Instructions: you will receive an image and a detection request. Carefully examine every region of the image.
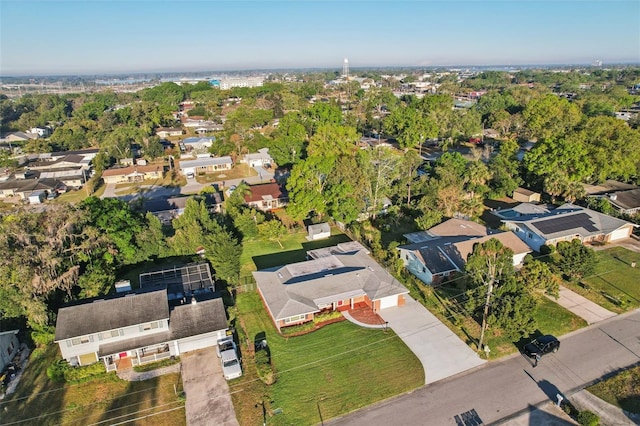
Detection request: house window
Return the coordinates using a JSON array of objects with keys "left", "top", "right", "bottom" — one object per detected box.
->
[
  {"left": 337, "top": 300, "right": 344, "bottom": 307},
  {"left": 284, "top": 314, "right": 306, "bottom": 324},
  {"left": 422, "top": 267, "right": 426, "bottom": 273},
  {"left": 99, "top": 330, "right": 122, "bottom": 340},
  {"left": 71, "top": 336, "right": 93, "bottom": 346},
  {"left": 527, "top": 232, "right": 533, "bottom": 239},
  {"left": 139, "top": 322, "right": 159, "bottom": 332}
]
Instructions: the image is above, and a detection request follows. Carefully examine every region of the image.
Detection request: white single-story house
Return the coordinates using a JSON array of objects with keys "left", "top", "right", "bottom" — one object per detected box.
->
[
  {"left": 398, "top": 218, "right": 532, "bottom": 285},
  {"left": 244, "top": 148, "right": 273, "bottom": 168},
  {"left": 500, "top": 203, "right": 636, "bottom": 252},
  {"left": 179, "top": 156, "right": 233, "bottom": 177},
  {"left": 155, "top": 127, "right": 184, "bottom": 138},
  {"left": 54, "top": 288, "right": 227, "bottom": 371},
  {"left": 28, "top": 190, "right": 46, "bottom": 204},
  {"left": 181, "top": 137, "right": 215, "bottom": 151},
  {"left": 253, "top": 242, "right": 408, "bottom": 331},
  {"left": 102, "top": 164, "right": 164, "bottom": 184},
  {"left": 0, "top": 330, "right": 20, "bottom": 371}
]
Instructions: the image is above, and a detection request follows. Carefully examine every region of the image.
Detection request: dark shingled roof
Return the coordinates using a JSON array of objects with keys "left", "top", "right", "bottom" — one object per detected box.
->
[
  {"left": 170, "top": 298, "right": 227, "bottom": 340},
  {"left": 54, "top": 290, "right": 170, "bottom": 341}
]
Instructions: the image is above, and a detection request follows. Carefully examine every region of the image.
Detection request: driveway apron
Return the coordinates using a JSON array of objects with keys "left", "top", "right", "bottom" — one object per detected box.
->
[
  {"left": 181, "top": 348, "right": 239, "bottom": 426},
  {"left": 550, "top": 286, "right": 617, "bottom": 325},
  {"left": 379, "top": 295, "right": 485, "bottom": 385}
]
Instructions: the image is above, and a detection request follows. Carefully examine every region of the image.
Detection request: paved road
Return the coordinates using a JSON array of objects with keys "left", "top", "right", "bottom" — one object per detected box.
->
[
  {"left": 329, "top": 309, "right": 640, "bottom": 426},
  {"left": 101, "top": 166, "right": 276, "bottom": 202}
]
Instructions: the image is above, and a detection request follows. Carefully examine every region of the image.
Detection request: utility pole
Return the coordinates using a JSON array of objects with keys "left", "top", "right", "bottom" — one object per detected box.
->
[{"left": 478, "top": 275, "right": 495, "bottom": 351}]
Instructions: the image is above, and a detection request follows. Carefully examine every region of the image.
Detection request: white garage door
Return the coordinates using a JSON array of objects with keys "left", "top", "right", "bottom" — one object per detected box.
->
[
  {"left": 609, "top": 227, "right": 631, "bottom": 241},
  {"left": 378, "top": 295, "right": 399, "bottom": 310},
  {"left": 177, "top": 332, "right": 223, "bottom": 354}
]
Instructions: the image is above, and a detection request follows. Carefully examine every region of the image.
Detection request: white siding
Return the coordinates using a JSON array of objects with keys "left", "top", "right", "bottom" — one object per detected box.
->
[
  {"left": 512, "top": 252, "right": 528, "bottom": 267},
  {"left": 58, "top": 319, "right": 170, "bottom": 362},
  {"left": 176, "top": 330, "right": 226, "bottom": 354}
]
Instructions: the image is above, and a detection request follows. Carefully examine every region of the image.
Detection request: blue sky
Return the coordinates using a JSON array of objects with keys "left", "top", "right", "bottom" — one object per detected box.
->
[{"left": 1, "top": 0, "right": 639, "bottom": 75}]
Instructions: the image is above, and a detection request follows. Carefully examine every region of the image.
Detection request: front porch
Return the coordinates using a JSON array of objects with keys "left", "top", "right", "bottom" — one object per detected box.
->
[
  {"left": 103, "top": 344, "right": 171, "bottom": 371},
  {"left": 341, "top": 303, "right": 387, "bottom": 328}
]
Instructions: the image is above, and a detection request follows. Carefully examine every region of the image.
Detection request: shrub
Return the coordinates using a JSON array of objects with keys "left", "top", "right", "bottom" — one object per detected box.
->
[
  {"left": 313, "top": 310, "right": 343, "bottom": 325},
  {"left": 63, "top": 361, "right": 107, "bottom": 383},
  {"left": 46, "top": 360, "right": 69, "bottom": 383},
  {"left": 577, "top": 410, "right": 600, "bottom": 426},
  {"left": 255, "top": 348, "right": 276, "bottom": 385},
  {"left": 133, "top": 356, "right": 180, "bottom": 373},
  {"left": 48, "top": 360, "right": 108, "bottom": 384}
]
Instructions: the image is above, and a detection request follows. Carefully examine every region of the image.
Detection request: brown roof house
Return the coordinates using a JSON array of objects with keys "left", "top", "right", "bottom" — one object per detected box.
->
[
  {"left": 253, "top": 242, "right": 408, "bottom": 331},
  {"left": 54, "top": 287, "right": 227, "bottom": 371},
  {"left": 102, "top": 164, "right": 164, "bottom": 184},
  {"left": 244, "top": 182, "right": 288, "bottom": 212},
  {"left": 398, "top": 218, "right": 532, "bottom": 285}
]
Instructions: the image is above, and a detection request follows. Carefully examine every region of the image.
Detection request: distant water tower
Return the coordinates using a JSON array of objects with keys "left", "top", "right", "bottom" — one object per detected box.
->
[{"left": 342, "top": 58, "right": 349, "bottom": 79}]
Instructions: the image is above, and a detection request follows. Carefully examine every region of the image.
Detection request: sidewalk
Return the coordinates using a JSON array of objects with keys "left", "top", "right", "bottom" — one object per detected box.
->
[
  {"left": 116, "top": 362, "right": 181, "bottom": 381},
  {"left": 548, "top": 286, "right": 617, "bottom": 325},
  {"left": 570, "top": 389, "right": 640, "bottom": 426}
]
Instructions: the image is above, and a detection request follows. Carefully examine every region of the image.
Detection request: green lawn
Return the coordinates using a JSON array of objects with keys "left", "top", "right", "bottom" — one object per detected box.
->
[
  {"left": 587, "top": 365, "right": 640, "bottom": 414},
  {"left": 2, "top": 345, "right": 185, "bottom": 426},
  {"left": 231, "top": 292, "right": 424, "bottom": 425},
  {"left": 563, "top": 247, "right": 640, "bottom": 313},
  {"left": 239, "top": 230, "right": 351, "bottom": 278},
  {"left": 413, "top": 279, "right": 587, "bottom": 358}
]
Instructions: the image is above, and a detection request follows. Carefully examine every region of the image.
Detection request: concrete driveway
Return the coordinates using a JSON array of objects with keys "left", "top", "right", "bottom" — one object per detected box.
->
[
  {"left": 550, "top": 286, "right": 616, "bottom": 325},
  {"left": 181, "top": 347, "right": 239, "bottom": 426},
  {"left": 379, "top": 295, "right": 485, "bottom": 385}
]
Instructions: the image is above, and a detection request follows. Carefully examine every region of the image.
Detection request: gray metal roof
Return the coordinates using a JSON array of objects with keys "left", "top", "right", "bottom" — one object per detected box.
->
[
  {"left": 253, "top": 249, "right": 408, "bottom": 320},
  {"left": 54, "top": 290, "right": 170, "bottom": 341}
]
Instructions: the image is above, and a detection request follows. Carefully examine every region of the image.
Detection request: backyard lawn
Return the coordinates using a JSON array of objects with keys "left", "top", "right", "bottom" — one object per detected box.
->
[
  {"left": 231, "top": 292, "right": 424, "bottom": 426},
  {"left": 239, "top": 229, "right": 351, "bottom": 278},
  {"left": 2, "top": 344, "right": 185, "bottom": 426},
  {"left": 562, "top": 247, "right": 640, "bottom": 313}
]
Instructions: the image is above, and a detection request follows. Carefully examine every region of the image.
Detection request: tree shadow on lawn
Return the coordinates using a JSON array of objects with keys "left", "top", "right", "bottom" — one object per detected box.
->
[
  {"left": 97, "top": 375, "right": 184, "bottom": 426},
  {"left": 1, "top": 347, "right": 66, "bottom": 426},
  {"left": 252, "top": 234, "right": 352, "bottom": 270}
]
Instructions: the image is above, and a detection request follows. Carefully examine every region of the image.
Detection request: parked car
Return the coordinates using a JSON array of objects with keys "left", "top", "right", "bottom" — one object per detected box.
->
[
  {"left": 524, "top": 335, "right": 560, "bottom": 358},
  {"left": 216, "top": 336, "right": 235, "bottom": 358},
  {"left": 220, "top": 348, "right": 242, "bottom": 380}
]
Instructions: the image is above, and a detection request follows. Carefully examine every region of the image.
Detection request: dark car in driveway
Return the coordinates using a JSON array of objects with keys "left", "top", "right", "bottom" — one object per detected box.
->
[{"left": 524, "top": 335, "right": 560, "bottom": 358}]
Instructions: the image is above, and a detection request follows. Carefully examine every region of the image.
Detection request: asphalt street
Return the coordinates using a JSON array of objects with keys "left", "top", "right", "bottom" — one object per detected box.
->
[{"left": 329, "top": 309, "right": 640, "bottom": 426}]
